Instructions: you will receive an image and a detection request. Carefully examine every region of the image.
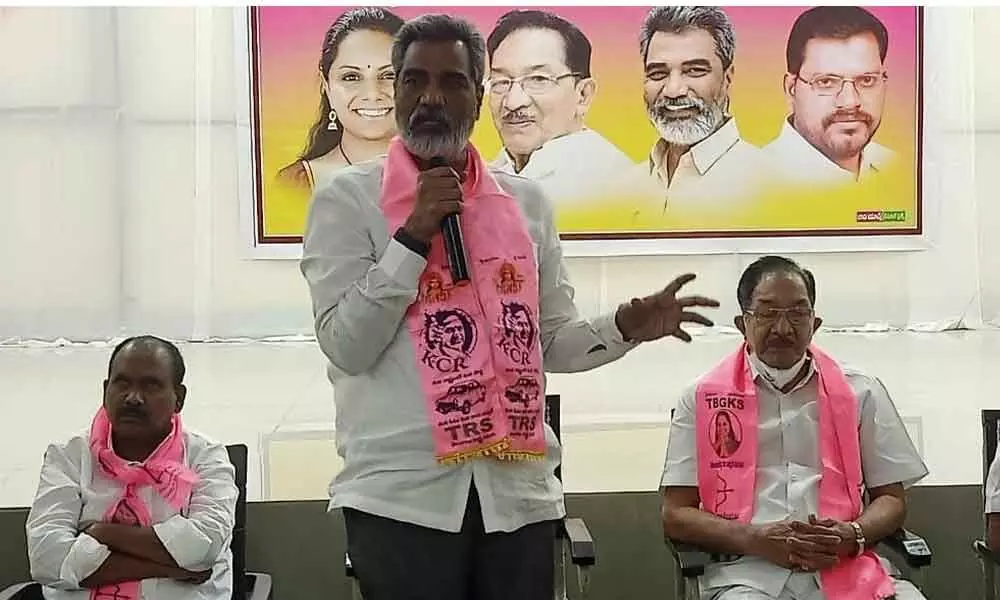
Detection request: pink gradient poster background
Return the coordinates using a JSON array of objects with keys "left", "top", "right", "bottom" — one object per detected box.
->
[{"left": 248, "top": 6, "right": 921, "bottom": 243}]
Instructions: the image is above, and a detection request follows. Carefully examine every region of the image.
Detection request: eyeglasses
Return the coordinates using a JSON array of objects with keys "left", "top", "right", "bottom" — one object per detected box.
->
[
  {"left": 487, "top": 73, "right": 579, "bottom": 96},
  {"left": 744, "top": 307, "right": 813, "bottom": 326},
  {"left": 796, "top": 72, "right": 887, "bottom": 96}
]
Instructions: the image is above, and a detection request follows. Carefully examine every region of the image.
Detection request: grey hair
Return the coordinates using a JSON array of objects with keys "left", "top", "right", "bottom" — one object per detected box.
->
[
  {"left": 392, "top": 13, "right": 487, "bottom": 88},
  {"left": 639, "top": 6, "right": 736, "bottom": 70}
]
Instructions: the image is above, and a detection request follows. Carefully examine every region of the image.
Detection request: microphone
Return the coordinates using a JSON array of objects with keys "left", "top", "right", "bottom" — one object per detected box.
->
[{"left": 429, "top": 156, "right": 470, "bottom": 284}]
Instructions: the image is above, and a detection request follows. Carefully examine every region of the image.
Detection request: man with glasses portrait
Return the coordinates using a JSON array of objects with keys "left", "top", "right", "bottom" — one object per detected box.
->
[
  {"left": 660, "top": 255, "right": 927, "bottom": 600},
  {"left": 763, "top": 6, "right": 896, "bottom": 186},
  {"left": 485, "top": 10, "right": 633, "bottom": 210}
]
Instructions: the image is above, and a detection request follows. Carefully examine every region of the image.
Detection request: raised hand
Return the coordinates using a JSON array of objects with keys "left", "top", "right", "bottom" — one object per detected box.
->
[{"left": 615, "top": 273, "right": 720, "bottom": 343}]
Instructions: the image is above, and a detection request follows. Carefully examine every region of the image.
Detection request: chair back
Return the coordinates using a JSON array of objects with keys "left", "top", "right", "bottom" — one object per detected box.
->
[
  {"left": 226, "top": 444, "right": 248, "bottom": 600},
  {"left": 544, "top": 394, "right": 561, "bottom": 482},
  {"left": 7, "top": 585, "right": 43, "bottom": 600}
]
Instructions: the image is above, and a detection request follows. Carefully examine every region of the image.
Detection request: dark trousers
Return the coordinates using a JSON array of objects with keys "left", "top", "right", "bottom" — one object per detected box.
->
[{"left": 343, "top": 485, "right": 557, "bottom": 600}]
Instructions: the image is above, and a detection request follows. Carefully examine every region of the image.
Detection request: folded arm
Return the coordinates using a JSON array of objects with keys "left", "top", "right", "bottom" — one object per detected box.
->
[
  {"left": 301, "top": 177, "right": 426, "bottom": 376},
  {"left": 85, "top": 523, "right": 180, "bottom": 567},
  {"left": 27, "top": 443, "right": 111, "bottom": 590},
  {"left": 154, "top": 442, "right": 237, "bottom": 570},
  {"left": 79, "top": 552, "right": 195, "bottom": 589},
  {"left": 86, "top": 442, "right": 236, "bottom": 572}
]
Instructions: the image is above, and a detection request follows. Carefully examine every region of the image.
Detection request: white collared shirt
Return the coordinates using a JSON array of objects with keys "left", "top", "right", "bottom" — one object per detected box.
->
[
  {"left": 301, "top": 158, "right": 636, "bottom": 534},
  {"left": 986, "top": 447, "right": 1000, "bottom": 514},
  {"left": 762, "top": 119, "right": 897, "bottom": 187},
  {"left": 26, "top": 430, "right": 238, "bottom": 600},
  {"left": 490, "top": 128, "right": 634, "bottom": 209},
  {"left": 661, "top": 353, "right": 928, "bottom": 597},
  {"left": 630, "top": 118, "right": 769, "bottom": 217}
]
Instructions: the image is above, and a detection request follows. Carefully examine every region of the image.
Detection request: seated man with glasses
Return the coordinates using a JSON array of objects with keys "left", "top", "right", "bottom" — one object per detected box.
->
[
  {"left": 485, "top": 10, "right": 633, "bottom": 210},
  {"left": 762, "top": 6, "right": 897, "bottom": 186},
  {"left": 661, "top": 256, "right": 928, "bottom": 600}
]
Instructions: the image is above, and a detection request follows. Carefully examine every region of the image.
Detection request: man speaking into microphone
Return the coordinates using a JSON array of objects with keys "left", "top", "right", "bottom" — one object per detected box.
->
[{"left": 300, "top": 13, "right": 720, "bottom": 600}]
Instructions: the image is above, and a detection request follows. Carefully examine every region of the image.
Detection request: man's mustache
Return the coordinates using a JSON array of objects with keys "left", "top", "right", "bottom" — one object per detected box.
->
[
  {"left": 117, "top": 406, "right": 147, "bottom": 420},
  {"left": 409, "top": 106, "right": 453, "bottom": 129},
  {"left": 824, "top": 109, "right": 873, "bottom": 128},
  {"left": 501, "top": 110, "right": 533, "bottom": 124},
  {"left": 652, "top": 96, "right": 708, "bottom": 120}
]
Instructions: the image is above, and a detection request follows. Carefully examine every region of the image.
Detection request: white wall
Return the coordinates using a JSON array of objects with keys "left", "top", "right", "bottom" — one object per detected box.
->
[
  {"left": 1, "top": 6, "right": 998, "bottom": 342},
  {"left": 2, "top": 7, "right": 1000, "bottom": 506}
]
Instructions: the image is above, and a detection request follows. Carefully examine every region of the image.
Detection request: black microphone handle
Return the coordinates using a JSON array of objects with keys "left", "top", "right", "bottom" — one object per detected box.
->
[
  {"left": 442, "top": 213, "right": 470, "bottom": 283},
  {"left": 428, "top": 157, "right": 470, "bottom": 284}
]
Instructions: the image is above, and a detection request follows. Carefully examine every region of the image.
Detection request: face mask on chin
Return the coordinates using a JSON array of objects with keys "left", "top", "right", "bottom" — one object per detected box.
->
[{"left": 748, "top": 351, "right": 809, "bottom": 390}]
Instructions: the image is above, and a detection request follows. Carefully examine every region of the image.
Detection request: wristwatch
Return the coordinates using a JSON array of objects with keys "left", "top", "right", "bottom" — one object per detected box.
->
[{"left": 849, "top": 521, "right": 866, "bottom": 557}]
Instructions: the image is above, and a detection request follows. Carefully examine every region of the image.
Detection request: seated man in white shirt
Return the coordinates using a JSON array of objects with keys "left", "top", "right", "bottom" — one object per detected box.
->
[
  {"left": 26, "top": 335, "right": 238, "bottom": 600},
  {"left": 661, "top": 256, "right": 929, "bottom": 599}
]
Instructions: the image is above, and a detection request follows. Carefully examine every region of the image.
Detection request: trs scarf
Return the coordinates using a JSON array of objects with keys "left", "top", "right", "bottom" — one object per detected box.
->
[{"left": 380, "top": 137, "right": 546, "bottom": 464}]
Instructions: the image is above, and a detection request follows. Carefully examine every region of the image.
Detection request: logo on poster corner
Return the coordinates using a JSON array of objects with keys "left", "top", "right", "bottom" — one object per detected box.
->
[{"left": 856, "top": 210, "right": 906, "bottom": 223}]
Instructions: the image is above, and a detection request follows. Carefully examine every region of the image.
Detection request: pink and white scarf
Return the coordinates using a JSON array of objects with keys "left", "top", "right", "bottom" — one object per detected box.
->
[
  {"left": 88, "top": 407, "right": 200, "bottom": 599},
  {"left": 380, "top": 137, "right": 546, "bottom": 464}
]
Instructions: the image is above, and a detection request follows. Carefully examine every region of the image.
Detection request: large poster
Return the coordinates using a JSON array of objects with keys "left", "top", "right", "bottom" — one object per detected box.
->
[{"left": 243, "top": 6, "right": 923, "bottom": 257}]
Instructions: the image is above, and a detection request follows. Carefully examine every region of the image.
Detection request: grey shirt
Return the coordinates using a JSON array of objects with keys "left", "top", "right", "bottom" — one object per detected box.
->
[
  {"left": 661, "top": 355, "right": 929, "bottom": 597},
  {"left": 301, "top": 157, "right": 635, "bottom": 533}
]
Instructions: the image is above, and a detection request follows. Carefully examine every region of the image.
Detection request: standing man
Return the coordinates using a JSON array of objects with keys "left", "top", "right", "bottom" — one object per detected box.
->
[
  {"left": 300, "top": 13, "right": 719, "bottom": 600},
  {"left": 486, "top": 9, "right": 632, "bottom": 210},
  {"left": 636, "top": 6, "right": 766, "bottom": 215},
  {"left": 763, "top": 6, "right": 896, "bottom": 186}
]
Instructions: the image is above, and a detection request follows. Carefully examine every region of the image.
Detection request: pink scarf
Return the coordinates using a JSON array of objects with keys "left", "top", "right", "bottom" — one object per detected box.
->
[
  {"left": 380, "top": 137, "right": 546, "bottom": 464},
  {"left": 89, "top": 407, "right": 200, "bottom": 599},
  {"left": 694, "top": 343, "right": 895, "bottom": 599}
]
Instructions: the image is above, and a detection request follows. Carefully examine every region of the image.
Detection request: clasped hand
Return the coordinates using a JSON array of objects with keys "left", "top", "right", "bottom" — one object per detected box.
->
[
  {"left": 753, "top": 515, "right": 858, "bottom": 573},
  {"left": 615, "top": 273, "right": 720, "bottom": 343}
]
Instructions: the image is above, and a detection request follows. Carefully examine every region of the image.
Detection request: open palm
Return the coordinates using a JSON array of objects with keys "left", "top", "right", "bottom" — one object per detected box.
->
[{"left": 618, "top": 273, "right": 720, "bottom": 343}]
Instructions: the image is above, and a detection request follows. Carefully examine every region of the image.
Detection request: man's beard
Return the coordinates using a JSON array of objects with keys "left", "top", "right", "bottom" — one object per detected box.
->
[
  {"left": 398, "top": 106, "right": 473, "bottom": 161},
  {"left": 816, "top": 109, "right": 878, "bottom": 160},
  {"left": 647, "top": 94, "right": 727, "bottom": 146}
]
